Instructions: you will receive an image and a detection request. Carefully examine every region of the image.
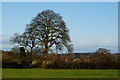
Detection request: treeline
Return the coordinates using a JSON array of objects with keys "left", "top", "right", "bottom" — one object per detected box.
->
[{"left": 2, "top": 49, "right": 120, "bottom": 69}]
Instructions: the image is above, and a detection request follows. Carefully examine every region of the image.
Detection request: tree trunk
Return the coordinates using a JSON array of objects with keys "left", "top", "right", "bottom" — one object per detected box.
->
[
  {"left": 30, "top": 47, "right": 33, "bottom": 54},
  {"left": 44, "top": 46, "right": 49, "bottom": 55},
  {"left": 44, "top": 43, "right": 50, "bottom": 55}
]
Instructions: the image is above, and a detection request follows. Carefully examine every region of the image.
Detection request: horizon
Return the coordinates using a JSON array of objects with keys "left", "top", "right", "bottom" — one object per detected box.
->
[{"left": 1, "top": 2, "right": 118, "bottom": 53}]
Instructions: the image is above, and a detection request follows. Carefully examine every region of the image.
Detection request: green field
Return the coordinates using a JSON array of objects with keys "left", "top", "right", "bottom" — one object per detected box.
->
[{"left": 2, "top": 69, "right": 119, "bottom": 78}]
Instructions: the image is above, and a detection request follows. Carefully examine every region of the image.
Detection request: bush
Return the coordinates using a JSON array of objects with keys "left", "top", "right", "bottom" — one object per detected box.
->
[{"left": 2, "top": 50, "right": 119, "bottom": 69}]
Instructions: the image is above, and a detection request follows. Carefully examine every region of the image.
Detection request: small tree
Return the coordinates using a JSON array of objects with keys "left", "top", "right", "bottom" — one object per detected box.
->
[
  {"left": 20, "top": 47, "right": 26, "bottom": 56},
  {"left": 10, "top": 31, "right": 39, "bottom": 54}
]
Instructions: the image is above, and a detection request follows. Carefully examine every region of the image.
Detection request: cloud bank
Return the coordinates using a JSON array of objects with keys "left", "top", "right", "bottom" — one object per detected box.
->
[{"left": 0, "top": 35, "right": 118, "bottom": 53}]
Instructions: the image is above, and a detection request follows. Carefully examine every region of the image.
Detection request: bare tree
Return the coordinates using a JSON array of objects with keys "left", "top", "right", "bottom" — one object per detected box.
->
[
  {"left": 10, "top": 30, "right": 39, "bottom": 53},
  {"left": 10, "top": 10, "right": 73, "bottom": 55},
  {"left": 10, "top": 33, "right": 29, "bottom": 50}
]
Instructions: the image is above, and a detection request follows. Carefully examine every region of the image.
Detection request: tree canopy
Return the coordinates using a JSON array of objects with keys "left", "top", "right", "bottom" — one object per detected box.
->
[{"left": 10, "top": 10, "right": 73, "bottom": 55}]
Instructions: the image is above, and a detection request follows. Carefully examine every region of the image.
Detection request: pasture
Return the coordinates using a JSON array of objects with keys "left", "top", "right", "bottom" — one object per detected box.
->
[{"left": 2, "top": 69, "right": 119, "bottom": 78}]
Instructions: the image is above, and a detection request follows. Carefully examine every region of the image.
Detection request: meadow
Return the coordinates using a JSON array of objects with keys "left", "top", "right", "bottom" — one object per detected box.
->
[{"left": 2, "top": 69, "right": 119, "bottom": 78}]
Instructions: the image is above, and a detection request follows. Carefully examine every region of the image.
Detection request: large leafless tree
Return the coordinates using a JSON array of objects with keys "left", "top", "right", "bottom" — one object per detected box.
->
[{"left": 10, "top": 10, "right": 73, "bottom": 55}]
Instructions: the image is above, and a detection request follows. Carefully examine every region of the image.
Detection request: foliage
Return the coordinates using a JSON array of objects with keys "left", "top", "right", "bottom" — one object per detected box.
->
[
  {"left": 2, "top": 49, "right": 120, "bottom": 69},
  {"left": 2, "top": 47, "right": 120, "bottom": 69}
]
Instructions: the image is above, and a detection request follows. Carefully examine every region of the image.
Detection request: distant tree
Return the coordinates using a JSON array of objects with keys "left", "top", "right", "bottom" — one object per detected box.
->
[
  {"left": 96, "top": 48, "right": 111, "bottom": 54},
  {"left": 10, "top": 10, "right": 73, "bottom": 55}
]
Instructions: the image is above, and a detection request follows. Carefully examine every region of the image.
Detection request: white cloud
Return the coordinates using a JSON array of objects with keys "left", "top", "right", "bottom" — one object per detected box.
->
[
  {"left": 71, "top": 36, "right": 118, "bottom": 53},
  {"left": 0, "top": 35, "right": 14, "bottom": 51},
  {"left": 98, "top": 38, "right": 115, "bottom": 46},
  {"left": 0, "top": 34, "right": 118, "bottom": 52},
  {"left": 72, "top": 37, "right": 118, "bottom": 47},
  {"left": 1, "top": 44, "right": 12, "bottom": 50}
]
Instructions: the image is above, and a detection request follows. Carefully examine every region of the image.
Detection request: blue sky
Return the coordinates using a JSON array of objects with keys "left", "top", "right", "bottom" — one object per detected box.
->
[{"left": 1, "top": 2, "right": 118, "bottom": 53}]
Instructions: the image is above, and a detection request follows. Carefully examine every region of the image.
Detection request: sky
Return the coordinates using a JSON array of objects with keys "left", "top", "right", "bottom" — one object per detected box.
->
[
  {"left": 1, "top": 2, "right": 118, "bottom": 53},
  {"left": 1, "top": 0, "right": 119, "bottom": 2}
]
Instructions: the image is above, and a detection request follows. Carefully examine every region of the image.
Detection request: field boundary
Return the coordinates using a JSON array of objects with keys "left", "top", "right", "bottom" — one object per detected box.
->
[{"left": 1, "top": 78, "right": 120, "bottom": 80}]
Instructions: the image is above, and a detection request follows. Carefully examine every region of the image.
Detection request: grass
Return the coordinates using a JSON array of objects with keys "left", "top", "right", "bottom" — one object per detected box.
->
[{"left": 2, "top": 69, "right": 119, "bottom": 78}]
